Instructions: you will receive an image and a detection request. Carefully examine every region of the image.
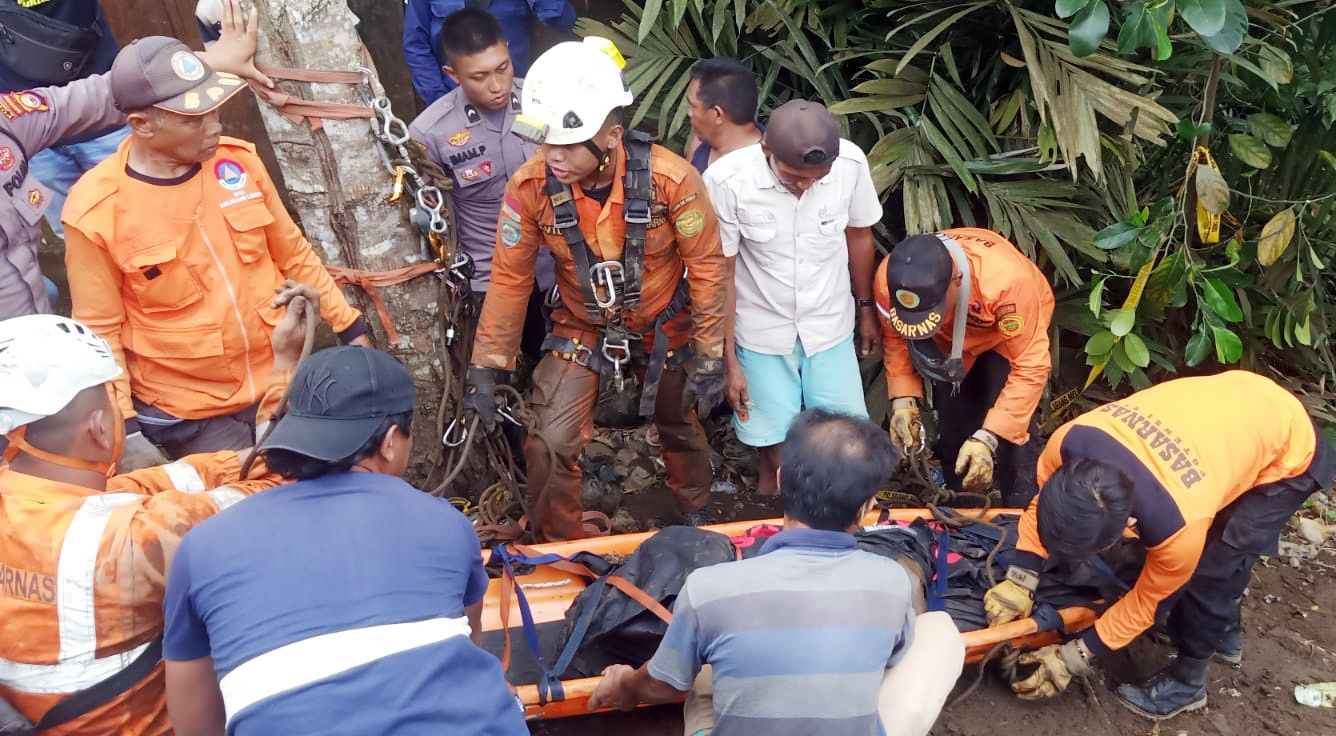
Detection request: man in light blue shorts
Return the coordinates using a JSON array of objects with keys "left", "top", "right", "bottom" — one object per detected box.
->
[{"left": 703, "top": 99, "right": 883, "bottom": 493}]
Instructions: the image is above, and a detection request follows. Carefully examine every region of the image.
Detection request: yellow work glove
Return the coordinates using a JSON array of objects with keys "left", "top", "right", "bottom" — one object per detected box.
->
[
  {"left": 984, "top": 566, "right": 1039, "bottom": 626},
  {"left": 955, "top": 430, "right": 997, "bottom": 492},
  {"left": 889, "top": 397, "right": 923, "bottom": 452},
  {"left": 1011, "top": 640, "right": 1092, "bottom": 700}
]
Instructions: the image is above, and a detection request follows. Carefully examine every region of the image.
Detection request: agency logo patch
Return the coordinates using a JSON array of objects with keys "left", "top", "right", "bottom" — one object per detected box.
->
[
  {"left": 895, "top": 289, "right": 921, "bottom": 309},
  {"left": 447, "top": 131, "right": 471, "bottom": 147},
  {"left": 171, "top": 51, "right": 207, "bottom": 82},
  {"left": 674, "top": 209, "right": 703, "bottom": 238},
  {"left": 998, "top": 314, "right": 1025, "bottom": 336},
  {"left": 214, "top": 159, "right": 247, "bottom": 191},
  {"left": 0, "top": 147, "right": 13, "bottom": 172}
]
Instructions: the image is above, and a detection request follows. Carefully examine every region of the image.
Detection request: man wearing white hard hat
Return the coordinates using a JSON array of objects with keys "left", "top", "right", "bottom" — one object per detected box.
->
[
  {"left": 0, "top": 284, "right": 313, "bottom": 734},
  {"left": 464, "top": 37, "right": 729, "bottom": 541}
]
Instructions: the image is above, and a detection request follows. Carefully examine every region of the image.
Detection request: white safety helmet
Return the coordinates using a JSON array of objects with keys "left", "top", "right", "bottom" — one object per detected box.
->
[
  {"left": 0, "top": 315, "right": 122, "bottom": 434},
  {"left": 516, "top": 36, "right": 634, "bottom": 146}
]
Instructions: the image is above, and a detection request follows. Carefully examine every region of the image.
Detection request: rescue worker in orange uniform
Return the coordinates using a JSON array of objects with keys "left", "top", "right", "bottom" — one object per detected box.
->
[
  {"left": 62, "top": 35, "right": 370, "bottom": 467},
  {"left": 0, "top": 283, "right": 316, "bottom": 734},
  {"left": 875, "top": 228, "right": 1054, "bottom": 506},
  {"left": 983, "top": 371, "right": 1334, "bottom": 719},
  {"left": 465, "top": 38, "right": 728, "bottom": 541}
]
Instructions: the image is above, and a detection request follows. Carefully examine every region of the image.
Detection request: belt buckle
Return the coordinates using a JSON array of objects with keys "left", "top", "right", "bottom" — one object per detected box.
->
[
  {"left": 570, "top": 342, "right": 594, "bottom": 367},
  {"left": 590, "top": 261, "right": 624, "bottom": 309}
]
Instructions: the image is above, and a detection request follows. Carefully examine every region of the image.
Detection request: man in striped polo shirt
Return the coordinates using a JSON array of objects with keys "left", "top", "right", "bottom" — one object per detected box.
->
[{"left": 588, "top": 409, "right": 965, "bottom": 735}]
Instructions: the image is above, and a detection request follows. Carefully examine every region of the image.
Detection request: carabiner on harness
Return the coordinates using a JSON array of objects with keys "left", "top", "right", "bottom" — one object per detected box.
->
[
  {"left": 443, "top": 418, "right": 469, "bottom": 447},
  {"left": 601, "top": 336, "right": 632, "bottom": 391},
  {"left": 590, "top": 261, "right": 624, "bottom": 310}
]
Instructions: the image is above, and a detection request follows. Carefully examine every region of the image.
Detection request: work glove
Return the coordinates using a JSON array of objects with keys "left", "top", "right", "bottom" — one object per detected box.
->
[
  {"left": 889, "top": 397, "right": 923, "bottom": 452},
  {"left": 1011, "top": 640, "right": 1092, "bottom": 700},
  {"left": 955, "top": 430, "right": 997, "bottom": 492},
  {"left": 119, "top": 431, "right": 170, "bottom": 472},
  {"left": 984, "top": 566, "right": 1040, "bottom": 626},
  {"left": 463, "top": 366, "right": 502, "bottom": 432},
  {"left": 682, "top": 356, "right": 727, "bottom": 417}
]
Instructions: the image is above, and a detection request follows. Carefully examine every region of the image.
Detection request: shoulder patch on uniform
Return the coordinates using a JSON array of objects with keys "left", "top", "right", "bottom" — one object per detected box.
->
[
  {"left": 500, "top": 219, "right": 522, "bottom": 247},
  {"left": 501, "top": 193, "right": 522, "bottom": 221},
  {"left": 996, "top": 303, "right": 1017, "bottom": 317},
  {"left": 669, "top": 192, "right": 698, "bottom": 213},
  {"left": 0, "top": 147, "right": 14, "bottom": 171},
  {"left": 0, "top": 90, "right": 48, "bottom": 120},
  {"left": 998, "top": 314, "right": 1025, "bottom": 336},
  {"left": 674, "top": 209, "right": 704, "bottom": 238}
]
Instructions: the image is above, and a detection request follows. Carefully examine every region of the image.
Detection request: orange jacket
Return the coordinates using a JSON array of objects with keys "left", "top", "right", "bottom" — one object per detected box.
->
[
  {"left": 1015, "top": 371, "right": 1318, "bottom": 654},
  {"left": 62, "top": 137, "right": 363, "bottom": 421},
  {"left": 875, "top": 228, "right": 1054, "bottom": 443},
  {"left": 0, "top": 371, "right": 288, "bottom": 734},
  {"left": 472, "top": 143, "right": 726, "bottom": 371}
]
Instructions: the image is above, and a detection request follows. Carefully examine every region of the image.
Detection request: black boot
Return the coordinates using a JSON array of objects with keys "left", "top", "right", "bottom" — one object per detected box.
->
[
  {"left": 1215, "top": 622, "right": 1243, "bottom": 665},
  {"left": 1116, "top": 655, "right": 1210, "bottom": 720}
]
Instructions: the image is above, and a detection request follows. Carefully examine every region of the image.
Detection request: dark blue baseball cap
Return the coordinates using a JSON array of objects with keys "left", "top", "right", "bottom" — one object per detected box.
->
[{"left": 259, "top": 346, "right": 416, "bottom": 461}]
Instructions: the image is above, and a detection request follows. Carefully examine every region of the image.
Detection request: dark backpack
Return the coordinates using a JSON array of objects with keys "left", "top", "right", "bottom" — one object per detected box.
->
[{"left": 553, "top": 526, "right": 735, "bottom": 678}]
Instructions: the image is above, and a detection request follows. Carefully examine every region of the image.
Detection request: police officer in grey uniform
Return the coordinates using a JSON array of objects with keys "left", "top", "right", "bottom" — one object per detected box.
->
[
  {"left": 0, "top": 75, "right": 122, "bottom": 319},
  {"left": 408, "top": 7, "right": 554, "bottom": 359},
  {"left": 0, "top": 0, "right": 264, "bottom": 321}
]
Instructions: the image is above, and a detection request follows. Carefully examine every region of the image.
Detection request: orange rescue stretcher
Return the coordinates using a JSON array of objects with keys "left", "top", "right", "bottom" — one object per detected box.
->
[{"left": 481, "top": 508, "right": 1098, "bottom": 721}]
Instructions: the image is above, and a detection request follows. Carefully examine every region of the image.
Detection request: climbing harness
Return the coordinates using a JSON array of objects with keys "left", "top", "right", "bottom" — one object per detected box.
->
[{"left": 905, "top": 233, "right": 973, "bottom": 388}]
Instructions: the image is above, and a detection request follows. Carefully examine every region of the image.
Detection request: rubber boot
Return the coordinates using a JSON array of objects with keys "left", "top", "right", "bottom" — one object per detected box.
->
[
  {"left": 1215, "top": 622, "right": 1243, "bottom": 665},
  {"left": 1116, "top": 655, "right": 1210, "bottom": 720}
]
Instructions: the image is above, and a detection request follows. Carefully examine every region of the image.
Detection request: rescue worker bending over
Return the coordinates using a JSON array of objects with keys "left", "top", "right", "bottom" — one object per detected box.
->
[
  {"left": 465, "top": 37, "right": 728, "bottom": 541},
  {"left": 62, "top": 34, "right": 369, "bottom": 468},
  {"left": 875, "top": 228, "right": 1053, "bottom": 506},
  {"left": 984, "top": 371, "right": 1334, "bottom": 719},
  {"left": 0, "top": 283, "right": 314, "bottom": 734}
]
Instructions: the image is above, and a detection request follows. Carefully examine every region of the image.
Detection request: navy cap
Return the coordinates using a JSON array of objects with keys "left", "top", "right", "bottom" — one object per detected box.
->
[
  {"left": 260, "top": 347, "right": 416, "bottom": 461},
  {"left": 884, "top": 234, "right": 954, "bottom": 340},
  {"left": 764, "top": 99, "right": 839, "bottom": 168}
]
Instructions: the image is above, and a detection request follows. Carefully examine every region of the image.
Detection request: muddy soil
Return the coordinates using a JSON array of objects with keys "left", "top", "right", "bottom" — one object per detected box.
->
[{"left": 533, "top": 543, "right": 1336, "bottom": 736}]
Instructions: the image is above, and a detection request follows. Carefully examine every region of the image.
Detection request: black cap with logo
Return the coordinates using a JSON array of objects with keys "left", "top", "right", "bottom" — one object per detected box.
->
[
  {"left": 109, "top": 36, "right": 246, "bottom": 115},
  {"left": 884, "top": 234, "right": 954, "bottom": 340},
  {"left": 259, "top": 347, "right": 417, "bottom": 461}
]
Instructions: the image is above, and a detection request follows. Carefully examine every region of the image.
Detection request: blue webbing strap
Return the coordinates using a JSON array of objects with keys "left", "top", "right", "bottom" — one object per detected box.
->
[
  {"left": 494, "top": 546, "right": 564, "bottom": 703},
  {"left": 927, "top": 528, "right": 950, "bottom": 612}
]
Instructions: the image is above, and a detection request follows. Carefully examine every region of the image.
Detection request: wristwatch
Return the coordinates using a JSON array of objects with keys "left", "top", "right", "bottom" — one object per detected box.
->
[{"left": 856, "top": 298, "right": 875, "bottom": 309}]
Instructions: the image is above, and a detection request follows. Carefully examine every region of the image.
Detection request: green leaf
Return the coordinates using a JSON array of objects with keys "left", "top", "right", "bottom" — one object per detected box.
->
[
  {"left": 1176, "top": 120, "right": 1212, "bottom": 139},
  {"left": 851, "top": 78, "right": 928, "bottom": 97},
  {"left": 1109, "top": 307, "right": 1136, "bottom": 337},
  {"left": 895, "top": 2, "right": 991, "bottom": 76},
  {"left": 1185, "top": 330, "right": 1212, "bottom": 366},
  {"left": 1086, "top": 330, "right": 1117, "bottom": 355},
  {"left": 1247, "top": 113, "right": 1292, "bottom": 148},
  {"left": 1201, "top": 277, "right": 1243, "bottom": 321},
  {"left": 1258, "top": 45, "right": 1294, "bottom": 85},
  {"left": 1200, "top": 0, "right": 1247, "bottom": 55},
  {"left": 1056, "top": 0, "right": 1090, "bottom": 19},
  {"left": 1089, "top": 276, "right": 1107, "bottom": 318},
  {"left": 639, "top": 0, "right": 665, "bottom": 43},
  {"left": 1295, "top": 314, "right": 1313, "bottom": 346},
  {"left": 1093, "top": 221, "right": 1142, "bottom": 250},
  {"left": 1178, "top": 0, "right": 1227, "bottom": 37},
  {"left": 1111, "top": 341, "right": 1137, "bottom": 372},
  {"left": 1123, "top": 332, "right": 1151, "bottom": 367},
  {"left": 1257, "top": 207, "right": 1297, "bottom": 267},
  {"left": 1211, "top": 325, "right": 1243, "bottom": 363},
  {"left": 1152, "top": 14, "right": 1173, "bottom": 61},
  {"left": 1068, "top": 0, "right": 1110, "bottom": 56},
  {"left": 1117, "top": 2, "right": 1158, "bottom": 55},
  {"left": 1229, "top": 134, "right": 1273, "bottom": 169}
]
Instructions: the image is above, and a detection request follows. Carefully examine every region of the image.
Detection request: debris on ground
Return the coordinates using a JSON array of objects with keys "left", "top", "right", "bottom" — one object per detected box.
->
[{"left": 1294, "top": 682, "right": 1336, "bottom": 707}]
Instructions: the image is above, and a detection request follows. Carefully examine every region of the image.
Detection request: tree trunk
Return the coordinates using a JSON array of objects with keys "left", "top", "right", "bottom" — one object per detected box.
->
[{"left": 251, "top": 0, "right": 443, "bottom": 483}]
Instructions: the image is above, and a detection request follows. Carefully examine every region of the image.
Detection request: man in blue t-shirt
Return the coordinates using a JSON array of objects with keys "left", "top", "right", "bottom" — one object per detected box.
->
[
  {"left": 588, "top": 409, "right": 966, "bottom": 736},
  {"left": 161, "top": 346, "right": 526, "bottom": 736}
]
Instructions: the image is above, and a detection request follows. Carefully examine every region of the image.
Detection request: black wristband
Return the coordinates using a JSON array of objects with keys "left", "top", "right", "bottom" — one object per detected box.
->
[{"left": 856, "top": 298, "right": 875, "bottom": 309}]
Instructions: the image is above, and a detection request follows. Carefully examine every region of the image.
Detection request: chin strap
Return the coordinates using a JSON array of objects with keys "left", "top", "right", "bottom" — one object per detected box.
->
[{"left": 4, "top": 426, "right": 118, "bottom": 477}]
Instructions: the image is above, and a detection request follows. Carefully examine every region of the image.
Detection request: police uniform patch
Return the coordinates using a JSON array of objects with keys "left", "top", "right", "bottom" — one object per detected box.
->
[
  {"left": 461, "top": 168, "right": 481, "bottom": 181},
  {"left": 998, "top": 314, "right": 1025, "bottom": 336},
  {"left": 479, "top": 160, "right": 493, "bottom": 176},
  {"left": 501, "top": 219, "right": 522, "bottom": 247},
  {"left": 464, "top": 105, "right": 481, "bottom": 124},
  {"left": 0, "top": 91, "right": 48, "bottom": 120},
  {"left": 447, "top": 131, "right": 471, "bottom": 147},
  {"left": 214, "top": 159, "right": 247, "bottom": 191},
  {"left": 0, "top": 147, "right": 13, "bottom": 172},
  {"left": 674, "top": 209, "right": 704, "bottom": 238},
  {"left": 27, "top": 188, "right": 42, "bottom": 207}
]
